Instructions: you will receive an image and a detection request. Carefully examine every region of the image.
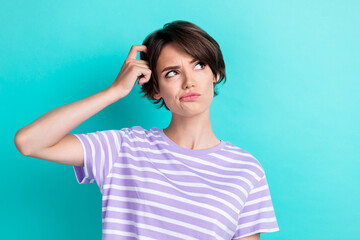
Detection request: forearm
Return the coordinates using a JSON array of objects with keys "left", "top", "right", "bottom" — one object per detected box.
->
[{"left": 15, "top": 87, "right": 123, "bottom": 155}]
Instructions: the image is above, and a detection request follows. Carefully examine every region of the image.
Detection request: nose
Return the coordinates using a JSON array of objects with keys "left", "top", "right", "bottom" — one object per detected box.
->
[{"left": 182, "top": 71, "right": 196, "bottom": 89}]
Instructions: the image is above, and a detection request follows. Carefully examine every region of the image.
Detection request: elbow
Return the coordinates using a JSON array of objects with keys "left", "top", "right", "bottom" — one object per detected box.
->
[{"left": 14, "top": 131, "right": 32, "bottom": 156}]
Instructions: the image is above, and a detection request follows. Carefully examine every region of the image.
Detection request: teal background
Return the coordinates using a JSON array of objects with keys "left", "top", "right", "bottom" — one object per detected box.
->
[{"left": 1, "top": 0, "right": 359, "bottom": 239}]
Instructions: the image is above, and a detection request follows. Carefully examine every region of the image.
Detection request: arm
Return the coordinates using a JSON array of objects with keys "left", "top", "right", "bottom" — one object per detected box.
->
[
  {"left": 14, "top": 44, "right": 150, "bottom": 166},
  {"left": 234, "top": 233, "right": 260, "bottom": 240},
  {"left": 14, "top": 87, "right": 122, "bottom": 160}
]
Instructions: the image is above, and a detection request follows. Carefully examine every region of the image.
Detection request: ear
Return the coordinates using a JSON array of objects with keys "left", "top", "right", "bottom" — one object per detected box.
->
[
  {"left": 213, "top": 72, "right": 220, "bottom": 83},
  {"left": 153, "top": 92, "right": 161, "bottom": 100}
]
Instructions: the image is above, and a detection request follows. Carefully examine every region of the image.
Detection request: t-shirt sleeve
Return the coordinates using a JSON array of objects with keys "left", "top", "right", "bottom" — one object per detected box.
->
[
  {"left": 232, "top": 174, "right": 280, "bottom": 239},
  {"left": 72, "top": 129, "right": 124, "bottom": 191}
]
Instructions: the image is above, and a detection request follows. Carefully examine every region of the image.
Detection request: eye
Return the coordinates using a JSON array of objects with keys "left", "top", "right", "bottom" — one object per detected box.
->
[
  {"left": 165, "top": 61, "right": 206, "bottom": 78},
  {"left": 165, "top": 70, "right": 177, "bottom": 78},
  {"left": 195, "top": 61, "right": 206, "bottom": 69}
]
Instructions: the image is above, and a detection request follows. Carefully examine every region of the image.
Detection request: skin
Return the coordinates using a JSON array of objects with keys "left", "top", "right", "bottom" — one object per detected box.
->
[
  {"left": 234, "top": 233, "right": 260, "bottom": 240},
  {"left": 152, "top": 41, "right": 221, "bottom": 150},
  {"left": 153, "top": 43, "right": 260, "bottom": 240}
]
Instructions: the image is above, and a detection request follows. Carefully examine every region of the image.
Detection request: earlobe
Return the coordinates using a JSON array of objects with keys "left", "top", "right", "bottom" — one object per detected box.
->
[
  {"left": 214, "top": 73, "right": 220, "bottom": 83},
  {"left": 153, "top": 93, "right": 161, "bottom": 99}
]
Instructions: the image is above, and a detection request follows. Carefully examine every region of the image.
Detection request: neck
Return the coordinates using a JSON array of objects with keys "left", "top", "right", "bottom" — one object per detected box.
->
[{"left": 163, "top": 108, "right": 220, "bottom": 150}]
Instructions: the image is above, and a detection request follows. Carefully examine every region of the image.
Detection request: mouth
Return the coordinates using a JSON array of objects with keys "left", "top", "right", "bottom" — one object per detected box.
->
[
  {"left": 180, "top": 95, "right": 201, "bottom": 101},
  {"left": 180, "top": 92, "right": 201, "bottom": 100}
]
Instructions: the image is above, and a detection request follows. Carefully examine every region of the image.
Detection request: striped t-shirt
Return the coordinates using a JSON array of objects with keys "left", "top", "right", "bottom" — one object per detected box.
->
[{"left": 73, "top": 126, "right": 279, "bottom": 239}]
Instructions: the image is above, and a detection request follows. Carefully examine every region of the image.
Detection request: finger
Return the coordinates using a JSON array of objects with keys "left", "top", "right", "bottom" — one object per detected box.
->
[
  {"left": 134, "top": 59, "right": 150, "bottom": 65},
  {"left": 137, "top": 68, "right": 151, "bottom": 85},
  {"left": 137, "top": 67, "right": 151, "bottom": 80},
  {"left": 138, "top": 77, "right": 151, "bottom": 85},
  {"left": 123, "top": 63, "right": 150, "bottom": 81},
  {"left": 127, "top": 59, "right": 150, "bottom": 66},
  {"left": 126, "top": 45, "right": 148, "bottom": 61}
]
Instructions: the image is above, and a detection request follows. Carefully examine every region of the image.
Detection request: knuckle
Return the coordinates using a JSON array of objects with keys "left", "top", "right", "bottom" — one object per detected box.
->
[{"left": 124, "top": 59, "right": 133, "bottom": 65}]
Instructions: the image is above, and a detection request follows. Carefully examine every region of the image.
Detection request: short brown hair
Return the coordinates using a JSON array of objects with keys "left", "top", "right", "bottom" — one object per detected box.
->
[{"left": 139, "top": 20, "right": 227, "bottom": 111}]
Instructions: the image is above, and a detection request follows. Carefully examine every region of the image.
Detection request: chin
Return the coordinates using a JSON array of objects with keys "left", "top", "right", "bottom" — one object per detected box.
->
[{"left": 172, "top": 104, "right": 211, "bottom": 116}]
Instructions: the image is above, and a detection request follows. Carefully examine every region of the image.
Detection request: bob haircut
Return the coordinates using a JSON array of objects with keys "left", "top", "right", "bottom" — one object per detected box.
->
[{"left": 139, "top": 20, "right": 226, "bottom": 111}]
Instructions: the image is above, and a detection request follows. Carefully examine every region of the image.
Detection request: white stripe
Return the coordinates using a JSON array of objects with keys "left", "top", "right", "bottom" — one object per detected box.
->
[
  {"left": 103, "top": 183, "right": 237, "bottom": 223},
  {"left": 102, "top": 195, "right": 235, "bottom": 236},
  {"left": 74, "top": 134, "right": 90, "bottom": 183},
  {"left": 244, "top": 196, "right": 272, "bottom": 207},
  {"left": 119, "top": 150, "right": 253, "bottom": 195},
  {"left": 122, "top": 131, "right": 262, "bottom": 181},
  {"left": 122, "top": 133, "right": 168, "bottom": 146},
  {"left": 106, "top": 173, "right": 242, "bottom": 212},
  {"left": 114, "top": 130, "right": 123, "bottom": 150},
  {"left": 132, "top": 128, "right": 164, "bottom": 139},
  {"left": 214, "top": 148, "right": 253, "bottom": 157},
  {"left": 104, "top": 218, "right": 199, "bottom": 240},
  {"left": 113, "top": 162, "right": 246, "bottom": 204},
  {"left": 118, "top": 147, "right": 255, "bottom": 191},
  {"left": 103, "top": 229, "right": 157, "bottom": 240},
  {"left": 251, "top": 184, "right": 268, "bottom": 194},
  {"left": 116, "top": 151, "right": 250, "bottom": 195},
  {"left": 233, "top": 227, "right": 280, "bottom": 239},
  {"left": 209, "top": 152, "right": 264, "bottom": 175},
  {"left": 237, "top": 217, "right": 278, "bottom": 229},
  {"left": 101, "top": 129, "right": 123, "bottom": 188},
  {"left": 102, "top": 206, "right": 221, "bottom": 239},
  {"left": 87, "top": 133, "right": 97, "bottom": 183},
  {"left": 98, "top": 131, "right": 110, "bottom": 193},
  {"left": 93, "top": 132, "right": 104, "bottom": 191},
  {"left": 239, "top": 206, "right": 275, "bottom": 218}
]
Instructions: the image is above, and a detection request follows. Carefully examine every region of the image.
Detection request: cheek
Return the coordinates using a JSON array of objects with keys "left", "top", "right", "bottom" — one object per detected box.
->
[
  {"left": 160, "top": 85, "right": 177, "bottom": 101},
  {"left": 206, "top": 80, "right": 215, "bottom": 92}
]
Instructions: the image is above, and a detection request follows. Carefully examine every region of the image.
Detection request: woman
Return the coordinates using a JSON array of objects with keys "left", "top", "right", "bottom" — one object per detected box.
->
[{"left": 14, "top": 20, "right": 279, "bottom": 240}]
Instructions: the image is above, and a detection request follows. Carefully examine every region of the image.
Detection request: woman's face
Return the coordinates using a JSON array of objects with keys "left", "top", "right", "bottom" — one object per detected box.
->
[{"left": 153, "top": 42, "right": 219, "bottom": 117}]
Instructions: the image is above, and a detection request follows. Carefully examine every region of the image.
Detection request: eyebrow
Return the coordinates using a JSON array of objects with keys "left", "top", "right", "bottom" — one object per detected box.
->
[{"left": 161, "top": 58, "right": 198, "bottom": 74}]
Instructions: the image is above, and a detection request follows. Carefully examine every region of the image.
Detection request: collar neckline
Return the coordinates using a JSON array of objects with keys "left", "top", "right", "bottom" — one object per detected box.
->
[{"left": 156, "top": 128, "right": 226, "bottom": 156}]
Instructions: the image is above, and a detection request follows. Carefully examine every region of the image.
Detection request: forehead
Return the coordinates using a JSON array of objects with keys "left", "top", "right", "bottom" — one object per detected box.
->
[{"left": 156, "top": 42, "right": 193, "bottom": 70}]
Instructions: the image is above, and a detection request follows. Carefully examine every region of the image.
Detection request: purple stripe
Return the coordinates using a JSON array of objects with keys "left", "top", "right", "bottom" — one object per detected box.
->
[
  {"left": 233, "top": 221, "right": 279, "bottom": 238},
  {"left": 72, "top": 126, "right": 279, "bottom": 239}
]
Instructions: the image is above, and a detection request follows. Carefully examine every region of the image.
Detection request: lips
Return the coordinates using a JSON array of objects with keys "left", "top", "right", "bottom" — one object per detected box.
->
[{"left": 180, "top": 92, "right": 201, "bottom": 100}]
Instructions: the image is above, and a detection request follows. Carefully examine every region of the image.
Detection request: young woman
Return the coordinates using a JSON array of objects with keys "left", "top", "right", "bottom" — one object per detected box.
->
[{"left": 14, "top": 20, "right": 279, "bottom": 240}]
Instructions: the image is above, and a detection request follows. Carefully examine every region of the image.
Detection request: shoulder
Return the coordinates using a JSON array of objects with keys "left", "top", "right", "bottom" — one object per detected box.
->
[
  {"left": 117, "top": 125, "right": 162, "bottom": 144},
  {"left": 124, "top": 125, "right": 156, "bottom": 138},
  {"left": 113, "top": 125, "right": 149, "bottom": 137},
  {"left": 219, "top": 141, "right": 266, "bottom": 178}
]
